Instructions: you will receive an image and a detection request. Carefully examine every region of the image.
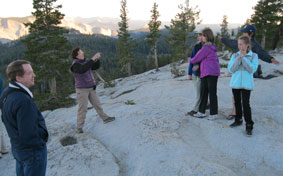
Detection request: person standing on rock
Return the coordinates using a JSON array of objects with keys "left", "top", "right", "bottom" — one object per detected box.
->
[
  {"left": 190, "top": 28, "right": 220, "bottom": 119},
  {"left": 219, "top": 24, "right": 280, "bottom": 67},
  {"left": 228, "top": 36, "right": 258, "bottom": 136},
  {"left": 186, "top": 33, "right": 204, "bottom": 116},
  {"left": 218, "top": 24, "right": 280, "bottom": 120},
  {"left": 0, "top": 60, "right": 49, "bottom": 176},
  {"left": 71, "top": 47, "right": 115, "bottom": 134}
]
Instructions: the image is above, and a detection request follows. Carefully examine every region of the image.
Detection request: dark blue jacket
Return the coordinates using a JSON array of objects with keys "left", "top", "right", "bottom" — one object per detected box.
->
[
  {"left": 221, "top": 37, "right": 273, "bottom": 63},
  {"left": 188, "top": 42, "right": 202, "bottom": 76},
  {"left": 0, "top": 82, "right": 48, "bottom": 151}
]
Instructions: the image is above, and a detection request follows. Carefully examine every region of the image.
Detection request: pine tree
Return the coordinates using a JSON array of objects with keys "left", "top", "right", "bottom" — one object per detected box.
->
[
  {"left": 220, "top": 15, "right": 230, "bottom": 51},
  {"left": 250, "top": 0, "right": 283, "bottom": 49},
  {"left": 146, "top": 2, "right": 161, "bottom": 71},
  {"left": 22, "top": 0, "right": 71, "bottom": 94},
  {"left": 165, "top": 0, "right": 200, "bottom": 62},
  {"left": 117, "top": 0, "right": 135, "bottom": 76},
  {"left": 220, "top": 15, "right": 230, "bottom": 38}
]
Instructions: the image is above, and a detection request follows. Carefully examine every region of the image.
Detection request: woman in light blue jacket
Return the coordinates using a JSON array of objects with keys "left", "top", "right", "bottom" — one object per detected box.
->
[{"left": 227, "top": 36, "right": 258, "bottom": 136}]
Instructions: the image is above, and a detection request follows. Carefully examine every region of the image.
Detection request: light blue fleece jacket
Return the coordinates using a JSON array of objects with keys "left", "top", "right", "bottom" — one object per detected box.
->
[{"left": 227, "top": 51, "right": 258, "bottom": 90}]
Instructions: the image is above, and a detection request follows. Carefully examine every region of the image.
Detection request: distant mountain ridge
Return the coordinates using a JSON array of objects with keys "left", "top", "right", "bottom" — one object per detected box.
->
[
  {"left": 0, "top": 16, "right": 120, "bottom": 42},
  {"left": 0, "top": 16, "right": 241, "bottom": 43}
]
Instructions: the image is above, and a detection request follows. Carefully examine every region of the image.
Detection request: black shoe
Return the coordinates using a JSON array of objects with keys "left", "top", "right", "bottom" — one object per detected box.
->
[
  {"left": 230, "top": 120, "right": 243, "bottom": 127},
  {"left": 246, "top": 128, "right": 253, "bottom": 136},
  {"left": 246, "top": 124, "right": 253, "bottom": 136},
  {"left": 186, "top": 110, "right": 197, "bottom": 116},
  {"left": 103, "top": 117, "right": 115, "bottom": 124}
]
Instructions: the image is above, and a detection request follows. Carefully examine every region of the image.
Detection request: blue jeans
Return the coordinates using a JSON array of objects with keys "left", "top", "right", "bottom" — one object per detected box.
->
[{"left": 12, "top": 145, "right": 47, "bottom": 176}]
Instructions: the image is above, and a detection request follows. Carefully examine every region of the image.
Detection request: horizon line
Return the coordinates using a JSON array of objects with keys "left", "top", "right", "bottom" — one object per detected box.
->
[{"left": 0, "top": 15, "right": 244, "bottom": 25}]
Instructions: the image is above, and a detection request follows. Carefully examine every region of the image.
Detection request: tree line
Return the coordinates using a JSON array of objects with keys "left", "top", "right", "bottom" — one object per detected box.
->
[{"left": 0, "top": 0, "right": 281, "bottom": 111}]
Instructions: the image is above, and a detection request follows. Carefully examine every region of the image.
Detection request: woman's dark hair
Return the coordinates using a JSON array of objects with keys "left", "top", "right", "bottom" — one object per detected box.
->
[
  {"left": 202, "top": 28, "right": 214, "bottom": 43},
  {"left": 72, "top": 47, "right": 80, "bottom": 59},
  {"left": 6, "top": 60, "right": 31, "bottom": 82}
]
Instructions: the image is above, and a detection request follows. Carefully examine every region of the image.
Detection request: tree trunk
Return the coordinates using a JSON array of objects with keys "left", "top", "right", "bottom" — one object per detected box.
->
[
  {"left": 154, "top": 42, "right": 159, "bottom": 71},
  {"left": 271, "top": 23, "right": 282, "bottom": 50},
  {"left": 94, "top": 71, "right": 105, "bottom": 83},
  {"left": 127, "top": 62, "right": 132, "bottom": 76},
  {"left": 261, "top": 29, "right": 266, "bottom": 49},
  {"left": 49, "top": 77, "right": 56, "bottom": 94},
  {"left": 271, "top": 30, "right": 280, "bottom": 50},
  {"left": 39, "top": 82, "right": 45, "bottom": 94}
]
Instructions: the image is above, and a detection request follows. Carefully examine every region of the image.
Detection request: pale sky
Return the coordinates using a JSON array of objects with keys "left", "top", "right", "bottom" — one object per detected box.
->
[{"left": 0, "top": 0, "right": 259, "bottom": 24}]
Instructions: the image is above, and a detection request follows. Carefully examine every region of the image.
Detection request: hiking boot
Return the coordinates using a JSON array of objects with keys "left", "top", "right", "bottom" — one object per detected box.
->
[
  {"left": 76, "top": 128, "right": 84, "bottom": 134},
  {"left": 186, "top": 110, "right": 197, "bottom": 116},
  {"left": 193, "top": 112, "right": 207, "bottom": 118},
  {"left": 103, "top": 117, "right": 115, "bottom": 124},
  {"left": 230, "top": 120, "right": 243, "bottom": 127}
]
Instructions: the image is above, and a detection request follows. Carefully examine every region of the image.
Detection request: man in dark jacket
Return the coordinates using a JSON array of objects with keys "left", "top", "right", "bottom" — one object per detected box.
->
[
  {"left": 0, "top": 60, "right": 48, "bottom": 176},
  {"left": 218, "top": 24, "right": 280, "bottom": 119},
  {"left": 71, "top": 47, "right": 115, "bottom": 134},
  {"left": 219, "top": 24, "right": 280, "bottom": 72}
]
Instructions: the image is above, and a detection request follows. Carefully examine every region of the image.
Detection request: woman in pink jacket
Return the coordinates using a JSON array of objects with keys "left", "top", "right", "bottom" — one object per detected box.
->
[{"left": 190, "top": 28, "right": 220, "bottom": 119}]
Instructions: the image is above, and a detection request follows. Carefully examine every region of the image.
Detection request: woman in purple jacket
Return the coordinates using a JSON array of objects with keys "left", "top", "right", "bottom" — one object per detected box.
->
[
  {"left": 71, "top": 47, "right": 115, "bottom": 133},
  {"left": 190, "top": 28, "right": 220, "bottom": 119}
]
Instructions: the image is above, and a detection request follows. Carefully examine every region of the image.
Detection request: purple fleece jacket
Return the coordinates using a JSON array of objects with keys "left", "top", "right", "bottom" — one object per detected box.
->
[{"left": 190, "top": 43, "right": 220, "bottom": 78}]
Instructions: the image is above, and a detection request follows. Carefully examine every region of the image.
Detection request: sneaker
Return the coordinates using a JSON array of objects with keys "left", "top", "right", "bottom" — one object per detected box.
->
[
  {"left": 186, "top": 110, "right": 197, "bottom": 116},
  {"left": 230, "top": 120, "right": 243, "bottom": 127},
  {"left": 193, "top": 112, "right": 207, "bottom": 118},
  {"left": 103, "top": 117, "right": 115, "bottom": 124},
  {"left": 207, "top": 114, "right": 218, "bottom": 120},
  {"left": 76, "top": 128, "right": 84, "bottom": 134}
]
